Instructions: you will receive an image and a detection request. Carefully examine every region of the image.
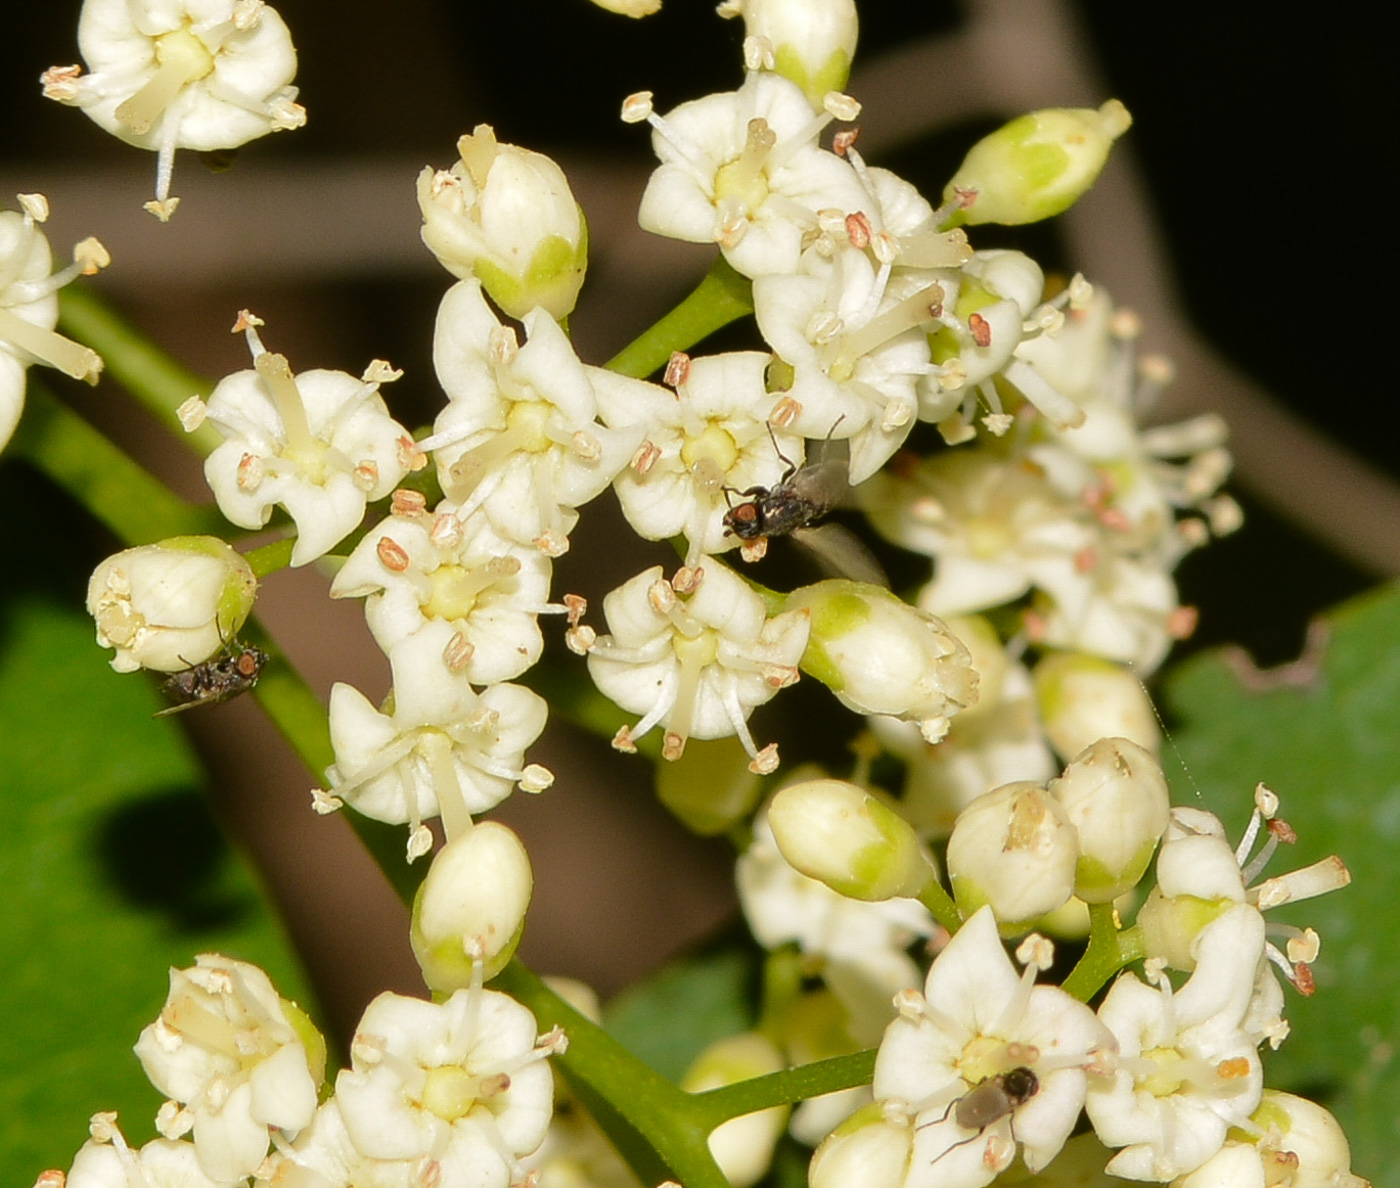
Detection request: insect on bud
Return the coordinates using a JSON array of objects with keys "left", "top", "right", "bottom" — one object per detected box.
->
[{"left": 86, "top": 536, "right": 257, "bottom": 674}]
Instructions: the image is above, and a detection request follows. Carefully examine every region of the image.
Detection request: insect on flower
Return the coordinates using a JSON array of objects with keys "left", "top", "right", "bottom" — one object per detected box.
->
[
  {"left": 723, "top": 421, "right": 888, "bottom": 587},
  {"left": 722, "top": 422, "right": 849, "bottom": 542},
  {"left": 918, "top": 1066, "right": 1040, "bottom": 1169},
  {"left": 157, "top": 641, "right": 269, "bottom": 716}
]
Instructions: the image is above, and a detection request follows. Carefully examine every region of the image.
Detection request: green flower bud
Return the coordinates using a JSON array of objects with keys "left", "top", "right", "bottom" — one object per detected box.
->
[
  {"left": 87, "top": 535, "right": 257, "bottom": 673},
  {"left": 410, "top": 821, "right": 532, "bottom": 990},
  {"left": 418, "top": 125, "right": 588, "bottom": 321},
  {"left": 946, "top": 781, "right": 1079, "bottom": 930},
  {"left": 767, "top": 778, "right": 936, "bottom": 901},
  {"left": 655, "top": 734, "right": 763, "bottom": 835},
  {"left": 1050, "top": 737, "right": 1169, "bottom": 903},
  {"left": 1034, "top": 652, "right": 1160, "bottom": 763},
  {"left": 731, "top": 0, "right": 859, "bottom": 110},
  {"left": 787, "top": 580, "right": 978, "bottom": 743},
  {"left": 1134, "top": 886, "right": 1237, "bottom": 972},
  {"left": 943, "top": 100, "right": 1132, "bottom": 226},
  {"left": 682, "top": 1033, "right": 788, "bottom": 1188}
]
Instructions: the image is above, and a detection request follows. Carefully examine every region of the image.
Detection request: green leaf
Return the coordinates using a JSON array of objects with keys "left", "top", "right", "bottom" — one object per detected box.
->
[
  {"left": 0, "top": 595, "right": 314, "bottom": 1181},
  {"left": 603, "top": 937, "right": 759, "bottom": 1083},
  {"left": 1162, "top": 581, "right": 1400, "bottom": 1183}
]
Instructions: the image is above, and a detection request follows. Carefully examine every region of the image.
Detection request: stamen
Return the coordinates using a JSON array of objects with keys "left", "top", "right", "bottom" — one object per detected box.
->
[{"left": 0, "top": 309, "right": 103, "bottom": 382}]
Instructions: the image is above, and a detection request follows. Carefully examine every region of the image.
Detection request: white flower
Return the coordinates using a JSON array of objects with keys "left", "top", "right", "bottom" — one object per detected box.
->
[
  {"left": 334, "top": 987, "right": 559, "bottom": 1186},
  {"left": 1, "top": 194, "right": 105, "bottom": 449},
  {"left": 42, "top": 0, "right": 305, "bottom": 220},
  {"left": 754, "top": 243, "right": 930, "bottom": 482},
  {"left": 873, "top": 906, "right": 1113, "bottom": 1187},
  {"left": 738, "top": 810, "right": 934, "bottom": 1045},
  {"left": 1033, "top": 651, "right": 1161, "bottom": 763},
  {"left": 418, "top": 125, "right": 588, "bottom": 321},
  {"left": 132, "top": 954, "right": 324, "bottom": 1182},
  {"left": 330, "top": 500, "right": 554, "bottom": 684},
  {"left": 66, "top": 1123, "right": 228, "bottom": 1188},
  {"left": 201, "top": 316, "right": 409, "bottom": 566},
  {"left": 419, "top": 279, "right": 638, "bottom": 554},
  {"left": 584, "top": 562, "right": 811, "bottom": 771},
  {"left": 323, "top": 630, "right": 551, "bottom": 852},
  {"left": 87, "top": 536, "right": 257, "bottom": 673},
  {"left": 1086, "top": 904, "right": 1266, "bottom": 1181},
  {"left": 258, "top": 1099, "right": 418, "bottom": 1188},
  {"left": 591, "top": 351, "right": 797, "bottom": 565},
  {"left": 632, "top": 71, "right": 869, "bottom": 278}
]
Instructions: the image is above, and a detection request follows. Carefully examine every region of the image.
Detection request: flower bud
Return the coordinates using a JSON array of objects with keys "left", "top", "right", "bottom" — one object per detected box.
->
[
  {"left": 731, "top": 0, "right": 859, "bottom": 109},
  {"left": 87, "top": 536, "right": 257, "bottom": 673},
  {"left": 418, "top": 126, "right": 588, "bottom": 321},
  {"left": 1049, "top": 737, "right": 1169, "bottom": 903},
  {"left": 768, "top": 778, "right": 936, "bottom": 901},
  {"left": 410, "top": 821, "right": 533, "bottom": 989},
  {"left": 681, "top": 1033, "right": 788, "bottom": 1188},
  {"left": 809, "top": 1103, "right": 912, "bottom": 1188},
  {"left": 943, "top": 100, "right": 1132, "bottom": 226},
  {"left": 1135, "top": 809, "right": 1244, "bottom": 970},
  {"left": 1034, "top": 651, "right": 1161, "bottom": 762},
  {"left": 946, "top": 781, "right": 1079, "bottom": 929},
  {"left": 1246, "top": 1091, "right": 1365, "bottom": 1188},
  {"left": 655, "top": 734, "right": 764, "bottom": 835},
  {"left": 786, "top": 581, "right": 978, "bottom": 743}
]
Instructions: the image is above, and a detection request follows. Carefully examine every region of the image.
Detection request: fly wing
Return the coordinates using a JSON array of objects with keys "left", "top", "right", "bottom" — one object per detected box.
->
[
  {"left": 790, "top": 522, "right": 890, "bottom": 588},
  {"left": 787, "top": 433, "right": 851, "bottom": 517}
]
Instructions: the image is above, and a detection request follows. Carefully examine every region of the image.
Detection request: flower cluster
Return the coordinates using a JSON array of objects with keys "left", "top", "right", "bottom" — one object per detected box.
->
[
  {"left": 53, "top": 954, "right": 563, "bottom": 1188},
  {"left": 21, "top": 1, "right": 1372, "bottom": 1187}
]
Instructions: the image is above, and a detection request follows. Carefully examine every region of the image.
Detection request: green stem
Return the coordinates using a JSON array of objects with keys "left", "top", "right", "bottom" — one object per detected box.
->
[
  {"left": 58, "top": 286, "right": 223, "bottom": 457},
  {"left": 12, "top": 381, "right": 223, "bottom": 541},
  {"left": 917, "top": 876, "right": 963, "bottom": 934},
  {"left": 244, "top": 536, "right": 296, "bottom": 579},
  {"left": 494, "top": 960, "right": 731, "bottom": 1188},
  {"left": 606, "top": 256, "right": 754, "bottom": 379},
  {"left": 1061, "top": 902, "right": 1142, "bottom": 1001},
  {"left": 690, "top": 1049, "right": 876, "bottom": 1131}
]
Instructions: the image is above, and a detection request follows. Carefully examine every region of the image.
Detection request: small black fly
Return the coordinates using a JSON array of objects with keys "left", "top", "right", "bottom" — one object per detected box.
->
[
  {"left": 723, "top": 422, "right": 888, "bottom": 588},
  {"left": 722, "top": 424, "right": 849, "bottom": 542},
  {"left": 157, "top": 641, "right": 269, "bottom": 716},
  {"left": 917, "top": 1066, "right": 1040, "bottom": 1170}
]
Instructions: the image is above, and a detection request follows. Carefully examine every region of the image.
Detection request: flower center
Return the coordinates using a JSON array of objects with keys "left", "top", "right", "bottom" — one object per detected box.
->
[
  {"left": 680, "top": 423, "right": 740, "bottom": 475},
  {"left": 419, "top": 1064, "right": 481, "bottom": 1122},
  {"left": 505, "top": 400, "right": 554, "bottom": 453},
  {"left": 957, "top": 1034, "right": 1018, "bottom": 1085},
  {"left": 423, "top": 559, "right": 518, "bottom": 621},
  {"left": 1137, "top": 1046, "right": 1188, "bottom": 1097},
  {"left": 672, "top": 629, "right": 719, "bottom": 669},
  {"left": 115, "top": 28, "right": 216, "bottom": 136},
  {"left": 713, "top": 118, "right": 776, "bottom": 214}
]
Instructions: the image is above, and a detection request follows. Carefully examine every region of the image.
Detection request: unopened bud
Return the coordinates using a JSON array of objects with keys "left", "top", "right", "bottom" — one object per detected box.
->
[
  {"left": 1034, "top": 652, "right": 1160, "bottom": 762},
  {"left": 418, "top": 126, "right": 588, "bottom": 320},
  {"left": 786, "top": 581, "right": 978, "bottom": 743},
  {"left": 809, "top": 1103, "right": 913, "bottom": 1188},
  {"left": 767, "top": 778, "right": 935, "bottom": 901},
  {"left": 946, "top": 781, "right": 1079, "bottom": 929},
  {"left": 730, "top": 0, "right": 859, "bottom": 110},
  {"left": 410, "top": 821, "right": 533, "bottom": 989},
  {"left": 86, "top": 536, "right": 257, "bottom": 674},
  {"left": 943, "top": 100, "right": 1132, "bottom": 226},
  {"left": 1049, "top": 737, "right": 1169, "bottom": 902}
]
